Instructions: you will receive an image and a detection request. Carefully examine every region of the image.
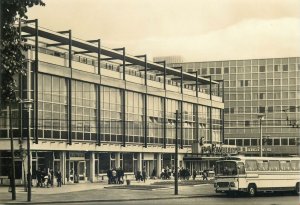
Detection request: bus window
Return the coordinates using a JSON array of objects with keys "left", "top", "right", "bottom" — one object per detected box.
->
[
  {"left": 257, "top": 160, "right": 269, "bottom": 171},
  {"left": 215, "top": 161, "right": 237, "bottom": 176},
  {"left": 291, "top": 160, "right": 300, "bottom": 171},
  {"left": 245, "top": 160, "right": 257, "bottom": 171},
  {"left": 269, "top": 160, "right": 279, "bottom": 171},
  {"left": 237, "top": 162, "right": 245, "bottom": 175},
  {"left": 280, "top": 161, "right": 291, "bottom": 171}
]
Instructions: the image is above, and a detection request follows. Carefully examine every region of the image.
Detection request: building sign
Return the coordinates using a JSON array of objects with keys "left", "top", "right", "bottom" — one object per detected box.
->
[{"left": 201, "top": 144, "right": 239, "bottom": 155}]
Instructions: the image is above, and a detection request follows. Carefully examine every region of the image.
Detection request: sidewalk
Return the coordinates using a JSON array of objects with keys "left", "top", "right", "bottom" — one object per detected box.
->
[{"left": 0, "top": 179, "right": 215, "bottom": 204}]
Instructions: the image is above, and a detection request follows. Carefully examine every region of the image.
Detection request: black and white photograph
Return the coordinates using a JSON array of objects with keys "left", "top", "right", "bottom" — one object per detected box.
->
[{"left": 0, "top": 0, "right": 299, "bottom": 204}]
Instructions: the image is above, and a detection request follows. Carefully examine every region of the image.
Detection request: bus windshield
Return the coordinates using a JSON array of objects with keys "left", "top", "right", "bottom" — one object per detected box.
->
[{"left": 216, "top": 161, "right": 237, "bottom": 176}]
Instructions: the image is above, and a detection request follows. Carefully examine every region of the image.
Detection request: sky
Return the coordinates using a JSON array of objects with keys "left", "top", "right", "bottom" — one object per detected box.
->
[{"left": 27, "top": 0, "right": 300, "bottom": 62}]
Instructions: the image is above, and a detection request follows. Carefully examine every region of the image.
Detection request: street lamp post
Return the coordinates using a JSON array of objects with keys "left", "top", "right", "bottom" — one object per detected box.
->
[
  {"left": 258, "top": 114, "right": 265, "bottom": 157},
  {"left": 23, "top": 100, "right": 33, "bottom": 202},
  {"left": 9, "top": 104, "right": 16, "bottom": 200},
  {"left": 174, "top": 110, "right": 179, "bottom": 195}
]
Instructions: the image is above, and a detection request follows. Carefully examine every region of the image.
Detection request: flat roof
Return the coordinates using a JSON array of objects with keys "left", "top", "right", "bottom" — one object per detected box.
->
[{"left": 22, "top": 22, "right": 219, "bottom": 86}]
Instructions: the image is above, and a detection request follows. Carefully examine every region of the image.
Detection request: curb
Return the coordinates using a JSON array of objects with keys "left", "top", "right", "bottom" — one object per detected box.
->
[{"left": 2, "top": 194, "right": 215, "bottom": 205}]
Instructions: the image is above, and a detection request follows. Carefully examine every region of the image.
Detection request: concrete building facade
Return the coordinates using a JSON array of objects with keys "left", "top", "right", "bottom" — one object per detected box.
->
[
  {"left": 0, "top": 21, "right": 224, "bottom": 185},
  {"left": 170, "top": 57, "right": 300, "bottom": 157}
]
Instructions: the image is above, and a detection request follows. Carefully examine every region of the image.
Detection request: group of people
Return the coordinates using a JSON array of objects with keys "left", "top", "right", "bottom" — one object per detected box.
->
[
  {"left": 106, "top": 167, "right": 124, "bottom": 184},
  {"left": 135, "top": 167, "right": 147, "bottom": 182},
  {"left": 36, "top": 168, "right": 62, "bottom": 188},
  {"left": 160, "top": 167, "right": 210, "bottom": 181}
]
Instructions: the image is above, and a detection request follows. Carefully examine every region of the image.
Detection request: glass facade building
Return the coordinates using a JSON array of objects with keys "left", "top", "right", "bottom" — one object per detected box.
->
[
  {"left": 0, "top": 23, "right": 223, "bottom": 184},
  {"left": 170, "top": 58, "right": 300, "bottom": 157}
]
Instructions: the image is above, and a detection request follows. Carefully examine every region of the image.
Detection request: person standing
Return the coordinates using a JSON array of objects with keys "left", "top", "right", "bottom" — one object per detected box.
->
[
  {"left": 142, "top": 166, "right": 147, "bottom": 183},
  {"left": 56, "top": 170, "right": 62, "bottom": 187},
  {"left": 192, "top": 169, "right": 197, "bottom": 180}
]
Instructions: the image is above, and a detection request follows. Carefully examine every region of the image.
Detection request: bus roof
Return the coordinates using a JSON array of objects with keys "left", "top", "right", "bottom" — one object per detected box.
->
[{"left": 217, "top": 155, "right": 300, "bottom": 161}]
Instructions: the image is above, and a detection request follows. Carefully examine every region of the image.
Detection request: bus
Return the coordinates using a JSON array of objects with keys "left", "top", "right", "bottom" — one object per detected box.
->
[{"left": 214, "top": 156, "right": 300, "bottom": 196}]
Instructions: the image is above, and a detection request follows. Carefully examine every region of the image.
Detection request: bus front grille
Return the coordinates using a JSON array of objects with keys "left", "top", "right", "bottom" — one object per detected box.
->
[{"left": 217, "top": 182, "right": 229, "bottom": 187}]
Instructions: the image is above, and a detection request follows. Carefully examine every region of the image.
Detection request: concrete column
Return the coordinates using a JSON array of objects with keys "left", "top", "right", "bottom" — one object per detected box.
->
[
  {"left": 89, "top": 152, "right": 95, "bottom": 182},
  {"left": 22, "top": 152, "right": 31, "bottom": 185},
  {"left": 60, "top": 151, "right": 66, "bottom": 184},
  {"left": 156, "top": 153, "right": 162, "bottom": 178},
  {"left": 115, "top": 152, "right": 121, "bottom": 169},
  {"left": 137, "top": 153, "right": 142, "bottom": 172}
]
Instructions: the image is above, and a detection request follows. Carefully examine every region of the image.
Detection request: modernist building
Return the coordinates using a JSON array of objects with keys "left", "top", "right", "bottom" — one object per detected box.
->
[
  {"left": 0, "top": 20, "right": 224, "bottom": 185},
  {"left": 169, "top": 57, "right": 300, "bottom": 157}
]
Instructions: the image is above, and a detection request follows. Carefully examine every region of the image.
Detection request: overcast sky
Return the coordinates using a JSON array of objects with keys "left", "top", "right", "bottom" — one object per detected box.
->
[{"left": 28, "top": 0, "right": 300, "bottom": 62}]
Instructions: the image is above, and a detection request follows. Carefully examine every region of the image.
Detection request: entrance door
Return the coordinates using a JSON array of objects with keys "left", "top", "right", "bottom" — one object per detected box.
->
[{"left": 77, "top": 161, "right": 86, "bottom": 181}]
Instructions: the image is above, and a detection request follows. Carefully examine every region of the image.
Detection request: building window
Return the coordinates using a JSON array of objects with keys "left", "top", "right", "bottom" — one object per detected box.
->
[
  {"left": 230, "top": 107, "right": 234, "bottom": 113},
  {"left": 274, "top": 65, "right": 279, "bottom": 71},
  {"left": 267, "top": 106, "right": 273, "bottom": 112},
  {"left": 289, "top": 138, "right": 296, "bottom": 145},
  {"left": 251, "top": 139, "right": 258, "bottom": 146},
  {"left": 230, "top": 81, "right": 236, "bottom": 87},
  {"left": 239, "top": 80, "right": 244, "bottom": 87},
  {"left": 245, "top": 121, "right": 250, "bottom": 127},
  {"left": 282, "top": 64, "right": 288, "bottom": 71},
  {"left": 210, "top": 68, "right": 215, "bottom": 74},
  {"left": 259, "top": 93, "right": 265, "bottom": 99},
  {"left": 259, "top": 106, "right": 265, "bottom": 113},
  {"left": 281, "top": 138, "right": 288, "bottom": 145},
  {"left": 289, "top": 106, "right": 296, "bottom": 112},
  {"left": 216, "top": 68, "right": 221, "bottom": 74},
  {"left": 252, "top": 80, "right": 258, "bottom": 86},
  {"left": 244, "top": 139, "right": 250, "bottom": 146},
  {"left": 274, "top": 139, "right": 280, "bottom": 145},
  {"left": 244, "top": 80, "right": 249, "bottom": 87},
  {"left": 236, "top": 139, "right": 243, "bottom": 146},
  {"left": 259, "top": 66, "right": 265, "bottom": 72},
  {"left": 224, "top": 108, "right": 229, "bottom": 114},
  {"left": 229, "top": 139, "right": 235, "bottom": 145},
  {"left": 202, "top": 68, "right": 207, "bottom": 75},
  {"left": 224, "top": 67, "right": 229, "bottom": 74}
]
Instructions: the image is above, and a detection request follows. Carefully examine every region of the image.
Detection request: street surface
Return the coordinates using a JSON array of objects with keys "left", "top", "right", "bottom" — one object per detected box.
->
[{"left": 0, "top": 180, "right": 299, "bottom": 205}]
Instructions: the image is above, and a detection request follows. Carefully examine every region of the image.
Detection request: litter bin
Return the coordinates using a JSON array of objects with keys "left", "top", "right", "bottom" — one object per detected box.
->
[{"left": 126, "top": 180, "right": 130, "bottom": 186}]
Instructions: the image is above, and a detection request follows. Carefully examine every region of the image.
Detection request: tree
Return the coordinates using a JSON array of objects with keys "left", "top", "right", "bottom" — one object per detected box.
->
[{"left": 0, "top": 0, "right": 45, "bottom": 109}]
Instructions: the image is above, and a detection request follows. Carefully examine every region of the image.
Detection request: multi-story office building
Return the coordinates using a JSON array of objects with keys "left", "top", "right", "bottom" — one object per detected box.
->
[
  {"left": 0, "top": 21, "right": 224, "bottom": 184},
  {"left": 170, "top": 57, "right": 300, "bottom": 157},
  {"left": 153, "top": 56, "right": 183, "bottom": 65}
]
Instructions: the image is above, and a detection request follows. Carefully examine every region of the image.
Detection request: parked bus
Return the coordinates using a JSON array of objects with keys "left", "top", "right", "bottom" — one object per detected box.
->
[{"left": 214, "top": 156, "right": 300, "bottom": 196}]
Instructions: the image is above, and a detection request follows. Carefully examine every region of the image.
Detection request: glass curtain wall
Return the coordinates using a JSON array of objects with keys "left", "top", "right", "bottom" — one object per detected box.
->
[
  {"left": 198, "top": 105, "right": 208, "bottom": 143},
  {"left": 71, "top": 80, "right": 97, "bottom": 141},
  {"left": 38, "top": 74, "right": 68, "bottom": 139},
  {"left": 147, "top": 95, "right": 163, "bottom": 144},
  {"left": 212, "top": 108, "right": 222, "bottom": 143},
  {"left": 182, "top": 102, "right": 195, "bottom": 145},
  {"left": 100, "top": 86, "right": 122, "bottom": 143},
  {"left": 166, "top": 99, "right": 179, "bottom": 145},
  {"left": 126, "top": 91, "right": 144, "bottom": 144}
]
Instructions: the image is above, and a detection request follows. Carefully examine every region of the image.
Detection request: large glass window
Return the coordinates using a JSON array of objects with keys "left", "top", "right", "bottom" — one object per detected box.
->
[
  {"left": 101, "top": 86, "right": 122, "bottom": 143},
  {"left": 126, "top": 91, "right": 144, "bottom": 143},
  {"left": 147, "top": 95, "right": 163, "bottom": 144},
  {"left": 38, "top": 74, "right": 68, "bottom": 139},
  {"left": 72, "top": 81, "right": 97, "bottom": 141}
]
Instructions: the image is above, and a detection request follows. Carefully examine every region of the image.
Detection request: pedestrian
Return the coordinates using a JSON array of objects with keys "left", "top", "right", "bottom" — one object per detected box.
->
[
  {"left": 151, "top": 168, "right": 156, "bottom": 179},
  {"left": 56, "top": 169, "right": 62, "bottom": 187},
  {"left": 112, "top": 168, "right": 117, "bottom": 184},
  {"left": 36, "top": 167, "right": 42, "bottom": 187},
  {"left": 202, "top": 170, "right": 208, "bottom": 180},
  {"left": 107, "top": 169, "right": 112, "bottom": 184},
  {"left": 142, "top": 166, "right": 147, "bottom": 183},
  {"left": 193, "top": 169, "right": 197, "bottom": 180}
]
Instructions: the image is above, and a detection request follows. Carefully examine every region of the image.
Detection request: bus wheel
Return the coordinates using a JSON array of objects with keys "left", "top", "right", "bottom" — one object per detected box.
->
[
  {"left": 295, "top": 183, "right": 300, "bottom": 195},
  {"left": 248, "top": 184, "right": 256, "bottom": 197}
]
